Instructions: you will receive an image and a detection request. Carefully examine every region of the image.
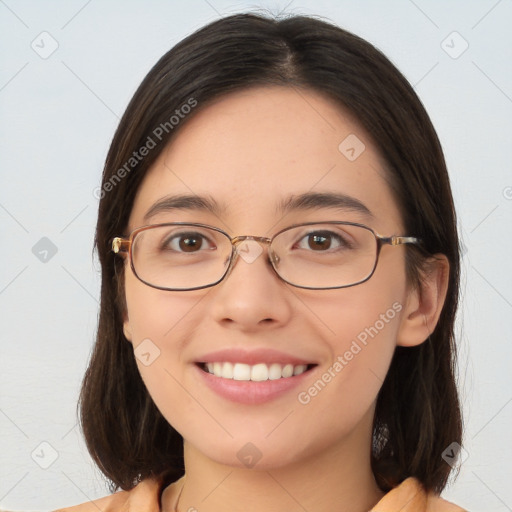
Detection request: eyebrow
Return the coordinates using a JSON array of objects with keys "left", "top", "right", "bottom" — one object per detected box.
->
[
  {"left": 143, "top": 194, "right": 223, "bottom": 223},
  {"left": 142, "top": 191, "right": 373, "bottom": 224},
  {"left": 277, "top": 192, "right": 373, "bottom": 218}
]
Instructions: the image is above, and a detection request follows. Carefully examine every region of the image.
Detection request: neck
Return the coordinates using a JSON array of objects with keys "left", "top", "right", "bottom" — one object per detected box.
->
[{"left": 167, "top": 414, "right": 384, "bottom": 512}]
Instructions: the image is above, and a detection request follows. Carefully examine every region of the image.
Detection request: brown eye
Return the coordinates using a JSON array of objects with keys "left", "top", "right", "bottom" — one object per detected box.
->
[
  {"left": 308, "top": 234, "right": 331, "bottom": 250},
  {"left": 295, "top": 231, "right": 346, "bottom": 251},
  {"left": 179, "top": 235, "right": 203, "bottom": 252},
  {"left": 164, "top": 232, "right": 213, "bottom": 253}
]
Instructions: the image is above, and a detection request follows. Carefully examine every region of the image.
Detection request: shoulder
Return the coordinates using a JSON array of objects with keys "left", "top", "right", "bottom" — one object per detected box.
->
[
  {"left": 53, "top": 478, "right": 163, "bottom": 512},
  {"left": 371, "top": 478, "right": 467, "bottom": 512},
  {"left": 426, "top": 493, "right": 467, "bottom": 512}
]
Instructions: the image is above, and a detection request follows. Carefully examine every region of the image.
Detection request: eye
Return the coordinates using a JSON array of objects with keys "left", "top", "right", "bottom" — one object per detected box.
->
[
  {"left": 163, "top": 231, "right": 215, "bottom": 253},
  {"left": 295, "top": 230, "right": 350, "bottom": 251}
]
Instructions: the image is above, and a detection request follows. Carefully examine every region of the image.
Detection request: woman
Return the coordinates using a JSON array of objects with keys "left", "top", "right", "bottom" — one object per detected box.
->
[{"left": 56, "top": 12, "right": 466, "bottom": 512}]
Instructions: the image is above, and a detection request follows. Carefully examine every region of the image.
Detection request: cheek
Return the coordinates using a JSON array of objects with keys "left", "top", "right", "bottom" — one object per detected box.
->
[
  {"left": 124, "top": 268, "right": 204, "bottom": 344},
  {"left": 290, "top": 292, "right": 402, "bottom": 460},
  {"left": 123, "top": 272, "right": 211, "bottom": 444},
  {"left": 295, "top": 255, "right": 407, "bottom": 419},
  {"left": 303, "top": 246, "right": 407, "bottom": 360},
  {"left": 308, "top": 288, "right": 402, "bottom": 365},
  {"left": 123, "top": 270, "right": 204, "bottom": 405}
]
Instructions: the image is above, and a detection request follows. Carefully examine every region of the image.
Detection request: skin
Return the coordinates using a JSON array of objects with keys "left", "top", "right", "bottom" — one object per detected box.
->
[{"left": 122, "top": 86, "right": 449, "bottom": 512}]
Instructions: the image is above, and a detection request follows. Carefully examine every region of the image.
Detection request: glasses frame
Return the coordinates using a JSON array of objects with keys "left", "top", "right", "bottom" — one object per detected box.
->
[{"left": 112, "top": 221, "right": 420, "bottom": 291}]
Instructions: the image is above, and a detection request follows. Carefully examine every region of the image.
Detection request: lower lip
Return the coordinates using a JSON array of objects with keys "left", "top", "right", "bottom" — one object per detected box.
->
[{"left": 195, "top": 364, "right": 314, "bottom": 405}]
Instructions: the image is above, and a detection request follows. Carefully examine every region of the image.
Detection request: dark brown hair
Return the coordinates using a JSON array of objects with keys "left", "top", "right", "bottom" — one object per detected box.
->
[{"left": 79, "top": 12, "right": 462, "bottom": 495}]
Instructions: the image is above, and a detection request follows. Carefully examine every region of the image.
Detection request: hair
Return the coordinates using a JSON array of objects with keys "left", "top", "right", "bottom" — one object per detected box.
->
[{"left": 79, "top": 12, "right": 462, "bottom": 495}]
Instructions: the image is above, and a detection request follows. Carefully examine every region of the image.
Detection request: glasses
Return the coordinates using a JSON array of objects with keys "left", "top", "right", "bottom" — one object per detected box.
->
[{"left": 112, "top": 222, "right": 420, "bottom": 291}]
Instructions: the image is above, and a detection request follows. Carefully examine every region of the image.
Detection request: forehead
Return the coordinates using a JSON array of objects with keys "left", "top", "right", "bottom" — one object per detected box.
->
[{"left": 128, "top": 86, "right": 403, "bottom": 234}]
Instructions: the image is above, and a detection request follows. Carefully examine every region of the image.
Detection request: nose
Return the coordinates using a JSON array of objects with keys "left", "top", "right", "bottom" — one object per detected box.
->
[{"left": 209, "top": 239, "right": 293, "bottom": 331}]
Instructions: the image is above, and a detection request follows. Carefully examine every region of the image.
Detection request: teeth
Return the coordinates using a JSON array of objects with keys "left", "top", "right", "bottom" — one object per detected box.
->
[
  {"left": 293, "top": 364, "right": 307, "bottom": 376},
  {"left": 221, "top": 362, "right": 234, "bottom": 379},
  {"left": 204, "top": 362, "right": 309, "bottom": 381},
  {"left": 282, "top": 364, "right": 293, "bottom": 378},
  {"left": 251, "top": 363, "right": 268, "bottom": 381},
  {"left": 233, "top": 363, "right": 251, "bottom": 381},
  {"left": 268, "top": 363, "right": 283, "bottom": 380}
]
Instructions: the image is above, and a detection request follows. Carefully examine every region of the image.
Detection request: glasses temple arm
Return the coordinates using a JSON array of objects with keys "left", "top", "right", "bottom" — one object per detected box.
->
[
  {"left": 386, "top": 235, "right": 420, "bottom": 246},
  {"left": 112, "top": 237, "right": 131, "bottom": 253}
]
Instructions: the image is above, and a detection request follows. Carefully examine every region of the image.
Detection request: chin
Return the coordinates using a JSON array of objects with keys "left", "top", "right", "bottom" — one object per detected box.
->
[{"left": 184, "top": 432, "right": 324, "bottom": 472}]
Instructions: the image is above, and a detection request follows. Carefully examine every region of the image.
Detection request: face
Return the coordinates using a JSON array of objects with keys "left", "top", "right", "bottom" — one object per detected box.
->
[{"left": 122, "top": 86, "right": 413, "bottom": 470}]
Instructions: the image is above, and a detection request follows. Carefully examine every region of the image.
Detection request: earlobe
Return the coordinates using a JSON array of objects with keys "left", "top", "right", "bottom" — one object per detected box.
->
[
  {"left": 123, "top": 317, "right": 133, "bottom": 343},
  {"left": 396, "top": 254, "right": 450, "bottom": 347}
]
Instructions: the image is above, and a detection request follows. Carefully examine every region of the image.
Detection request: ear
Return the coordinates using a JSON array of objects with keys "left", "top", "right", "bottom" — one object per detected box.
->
[
  {"left": 396, "top": 254, "right": 450, "bottom": 347},
  {"left": 123, "top": 315, "right": 133, "bottom": 343}
]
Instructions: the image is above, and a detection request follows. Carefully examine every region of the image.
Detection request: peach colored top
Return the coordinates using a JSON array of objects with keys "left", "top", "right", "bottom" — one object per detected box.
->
[{"left": 54, "top": 476, "right": 467, "bottom": 512}]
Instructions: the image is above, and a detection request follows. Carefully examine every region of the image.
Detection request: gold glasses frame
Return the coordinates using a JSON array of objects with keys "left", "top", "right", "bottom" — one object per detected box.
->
[{"left": 111, "top": 221, "right": 420, "bottom": 291}]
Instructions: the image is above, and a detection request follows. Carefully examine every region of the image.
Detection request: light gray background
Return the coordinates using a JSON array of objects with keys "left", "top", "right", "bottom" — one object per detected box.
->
[{"left": 1, "top": 1, "right": 511, "bottom": 511}]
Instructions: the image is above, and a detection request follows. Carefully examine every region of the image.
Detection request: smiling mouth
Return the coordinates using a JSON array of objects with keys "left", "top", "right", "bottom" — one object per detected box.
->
[{"left": 198, "top": 362, "right": 316, "bottom": 382}]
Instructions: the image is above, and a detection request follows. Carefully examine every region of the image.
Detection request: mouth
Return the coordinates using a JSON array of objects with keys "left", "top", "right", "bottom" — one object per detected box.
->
[
  {"left": 197, "top": 362, "right": 317, "bottom": 381},
  {"left": 194, "top": 348, "right": 318, "bottom": 404}
]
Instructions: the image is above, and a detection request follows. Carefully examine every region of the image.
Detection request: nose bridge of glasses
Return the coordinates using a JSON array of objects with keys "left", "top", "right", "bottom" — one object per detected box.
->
[
  {"left": 230, "top": 235, "right": 272, "bottom": 247},
  {"left": 228, "top": 235, "right": 279, "bottom": 268}
]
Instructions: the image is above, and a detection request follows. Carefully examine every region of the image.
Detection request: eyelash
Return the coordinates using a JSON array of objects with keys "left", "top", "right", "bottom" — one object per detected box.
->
[
  {"left": 293, "top": 231, "right": 351, "bottom": 251},
  {"left": 162, "top": 231, "right": 216, "bottom": 252},
  {"left": 161, "top": 229, "right": 353, "bottom": 253}
]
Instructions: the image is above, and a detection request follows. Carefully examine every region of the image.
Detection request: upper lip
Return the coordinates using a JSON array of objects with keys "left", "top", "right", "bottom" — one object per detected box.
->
[{"left": 195, "top": 348, "right": 316, "bottom": 366}]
